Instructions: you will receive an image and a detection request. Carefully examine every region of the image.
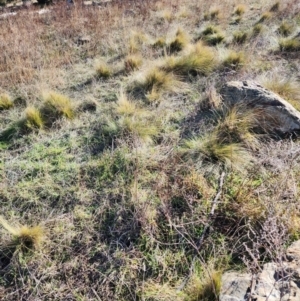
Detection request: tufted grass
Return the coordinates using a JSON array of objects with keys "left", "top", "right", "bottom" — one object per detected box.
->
[{"left": 0, "top": 94, "right": 13, "bottom": 110}]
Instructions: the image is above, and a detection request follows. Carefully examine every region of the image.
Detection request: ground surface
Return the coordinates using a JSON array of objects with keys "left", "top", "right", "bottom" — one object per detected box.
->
[{"left": 1, "top": 0, "right": 300, "bottom": 300}]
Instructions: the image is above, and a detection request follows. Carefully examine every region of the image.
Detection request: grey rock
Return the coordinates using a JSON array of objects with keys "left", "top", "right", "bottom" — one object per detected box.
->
[
  {"left": 287, "top": 240, "right": 300, "bottom": 262},
  {"left": 221, "top": 80, "right": 300, "bottom": 134},
  {"left": 219, "top": 271, "right": 251, "bottom": 301}
]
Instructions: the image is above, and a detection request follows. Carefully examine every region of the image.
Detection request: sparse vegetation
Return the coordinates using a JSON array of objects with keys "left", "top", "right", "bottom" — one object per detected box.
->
[{"left": 1, "top": 0, "right": 300, "bottom": 300}]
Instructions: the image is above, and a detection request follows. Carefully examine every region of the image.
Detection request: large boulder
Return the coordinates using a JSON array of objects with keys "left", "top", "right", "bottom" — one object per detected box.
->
[{"left": 220, "top": 81, "right": 300, "bottom": 134}]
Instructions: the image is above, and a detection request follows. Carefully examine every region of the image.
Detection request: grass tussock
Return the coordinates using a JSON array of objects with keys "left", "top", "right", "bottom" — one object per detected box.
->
[
  {"left": 278, "top": 21, "right": 293, "bottom": 37},
  {"left": 162, "top": 42, "right": 216, "bottom": 76},
  {"left": 0, "top": 94, "right": 13, "bottom": 110},
  {"left": 152, "top": 37, "right": 166, "bottom": 48},
  {"left": 0, "top": 216, "right": 43, "bottom": 250},
  {"left": 222, "top": 51, "right": 245, "bottom": 70},
  {"left": 234, "top": 4, "right": 246, "bottom": 16},
  {"left": 124, "top": 54, "right": 143, "bottom": 72},
  {"left": 185, "top": 268, "right": 222, "bottom": 301},
  {"left": 40, "top": 92, "right": 74, "bottom": 126},
  {"left": 200, "top": 26, "right": 225, "bottom": 46},
  {"left": 24, "top": 107, "right": 44, "bottom": 130},
  {"left": 169, "top": 28, "right": 190, "bottom": 53},
  {"left": 204, "top": 8, "right": 221, "bottom": 21},
  {"left": 258, "top": 12, "right": 272, "bottom": 23},
  {"left": 233, "top": 31, "right": 248, "bottom": 44},
  {"left": 269, "top": 1, "right": 280, "bottom": 12},
  {"left": 279, "top": 37, "right": 300, "bottom": 52},
  {"left": 95, "top": 60, "right": 112, "bottom": 79},
  {"left": 261, "top": 76, "right": 300, "bottom": 110},
  {"left": 252, "top": 23, "right": 263, "bottom": 36}
]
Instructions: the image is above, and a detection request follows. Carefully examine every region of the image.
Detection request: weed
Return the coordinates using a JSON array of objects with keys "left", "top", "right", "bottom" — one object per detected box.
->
[
  {"left": 169, "top": 28, "right": 190, "bottom": 53},
  {"left": 279, "top": 38, "right": 300, "bottom": 51},
  {"left": 222, "top": 51, "right": 245, "bottom": 70},
  {"left": 234, "top": 5, "right": 246, "bottom": 16},
  {"left": 0, "top": 94, "right": 13, "bottom": 110},
  {"left": 258, "top": 12, "right": 272, "bottom": 23},
  {"left": 95, "top": 60, "right": 112, "bottom": 79},
  {"left": 0, "top": 216, "right": 43, "bottom": 250},
  {"left": 40, "top": 92, "right": 74, "bottom": 126},
  {"left": 162, "top": 42, "right": 216, "bottom": 76},
  {"left": 116, "top": 91, "right": 136, "bottom": 116},
  {"left": 202, "top": 25, "right": 220, "bottom": 36},
  {"left": 233, "top": 31, "right": 248, "bottom": 44},
  {"left": 124, "top": 54, "right": 143, "bottom": 72},
  {"left": 278, "top": 21, "right": 293, "bottom": 37},
  {"left": 252, "top": 24, "right": 263, "bottom": 36},
  {"left": 183, "top": 133, "right": 248, "bottom": 166},
  {"left": 24, "top": 107, "right": 44, "bottom": 130},
  {"left": 261, "top": 75, "right": 300, "bottom": 110},
  {"left": 152, "top": 37, "right": 166, "bottom": 48}
]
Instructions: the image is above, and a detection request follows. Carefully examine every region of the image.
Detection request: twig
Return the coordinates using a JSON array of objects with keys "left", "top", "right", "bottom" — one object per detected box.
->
[{"left": 196, "top": 171, "right": 226, "bottom": 250}]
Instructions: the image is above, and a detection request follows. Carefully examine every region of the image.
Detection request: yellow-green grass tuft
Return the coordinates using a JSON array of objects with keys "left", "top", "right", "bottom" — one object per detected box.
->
[
  {"left": 183, "top": 133, "right": 249, "bottom": 166},
  {"left": 258, "top": 12, "right": 272, "bottom": 23},
  {"left": 24, "top": 107, "right": 44, "bottom": 130},
  {"left": 169, "top": 28, "right": 190, "bottom": 53},
  {"left": 40, "top": 92, "right": 74, "bottom": 126},
  {"left": 133, "top": 67, "right": 183, "bottom": 98},
  {"left": 116, "top": 91, "right": 136, "bottom": 116},
  {"left": 278, "top": 21, "right": 293, "bottom": 37},
  {"left": 129, "top": 32, "right": 148, "bottom": 53},
  {"left": 204, "top": 33, "right": 225, "bottom": 46},
  {"left": 279, "top": 38, "right": 300, "bottom": 52},
  {"left": 222, "top": 51, "right": 245, "bottom": 70},
  {"left": 95, "top": 60, "right": 112, "bottom": 79},
  {"left": 202, "top": 25, "right": 220, "bottom": 36},
  {"left": 124, "top": 54, "right": 143, "bottom": 72},
  {"left": 252, "top": 23, "right": 263, "bottom": 36},
  {"left": 0, "top": 94, "right": 13, "bottom": 110},
  {"left": 0, "top": 216, "right": 43, "bottom": 250},
  {"left": 152, "top": 37, "right": 166, "bottom": 48},
  {"left": 161, "top": 42, "right": 216, "bottom": 76},
  {"left": 234, "top": 4, "right": 246, "bottom": 16},
  {"left": 233, "top": 31, "right": 248, "bottom": 44},
  {"left": 261, "top": 76, "right": 300, "bottom": 111},
  {"left": 185, "top": 269, "right": 222, "bottom": 301}
]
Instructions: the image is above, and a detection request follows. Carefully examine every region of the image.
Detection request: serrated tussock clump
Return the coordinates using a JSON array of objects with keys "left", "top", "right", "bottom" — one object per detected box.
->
[
  {"left": 24, "top": 107, "right": 44, "bottom": 130},
  {"left": 40, "top": 92, "right": 74, "bottom": 126},
  {"left": 161, "top": 42, "right": 216, "bottom": 76},
  {"left": 233, "top": 31, "right": 248, "bottom": 44},
  {"left": 278, "top": 21, "right": 293, "bottom": 37},
  {"left": 124, "top": 54, "right": 143, "bottom": 72},
  {"left": 168, "top": 28, "right": 190, "bottom": 53},
  {"left": 95, "top": 60, "right": 112, "bottom": 79},
  {"left": 222, "top": 51, "right": 245, "bottom": 70},
  {"left": 234, "top": 4, "right": 246, "bottom": 16},
  {"left": 0, "top": 216, "right": 43, "bottom": 250},
  {"left": 279, "top": 38, "right": 300, "bottom": 52},
  {"left": 0, "top": 94, "right": 13, "bottom": 110}
]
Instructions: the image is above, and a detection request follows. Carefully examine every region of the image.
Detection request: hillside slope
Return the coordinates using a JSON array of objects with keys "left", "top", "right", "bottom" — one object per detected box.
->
[{"left": 1, "top": 0, "right": 300, "bottom": 300}]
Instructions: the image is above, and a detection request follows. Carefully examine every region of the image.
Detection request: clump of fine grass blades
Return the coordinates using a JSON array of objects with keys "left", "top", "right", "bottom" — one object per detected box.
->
[
  {"left": 95, "top": 60, "right": 112, "bottom": 79},
  {"left": 40, "top": 92, "right": 74, "bottom": 126},
  {"left": 185, "top": 268, "right": 222, "bottom": 301},
  {"left": 279, "top": 37, "right": 300, "bottom": 52},
  {"left": 269, "top": 1, "right": 279, "bottom": 12},
  {"left": 200, "top": 26, "right": 225, "bottom": 46},
  {"left": 23, "top": 107, "right": 44, "bottom": 130},
  {"left": 258, "top": 12, "right": 272, "bottom": 23},
  {"left": 168, "top": 28, "right": 190, "bottom": 53},
  {"left": 0, "top": 94, "right": 13, "bottom": 110},
  {"left": 0, "top": 216, "right": 43, "bottom": 251},
  {"left": 252, "top": 23, "right": 263, "bottom": 36},
  {"left": 132, "top": 67, "right": 183, "bottom": 100},
  {"left": 278, "top": 21, "right": 293, "bottom": 37},
  {"left": 233, "top": 31, "right": 248, "bottom": 44},
  {"left": 124, "top": 54, "right": 143, "bottom": 73},
  {"left": 152, "top": 37, "right": 166, "bottom": 48},
  {"left": 222, "top": 51, "right": 245, "bottom": 70},
  {"left": 261, "top": 76, "right": 300, "bottom": 110},
  {"left": 234, "top": 4, "right": 246, "bottom": 16},
  {"left": 162, "top": 42, "right": 216, "bottom": 76},
  {"left": 204, "top": 8, "right": 220, "bottom": 21}
]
